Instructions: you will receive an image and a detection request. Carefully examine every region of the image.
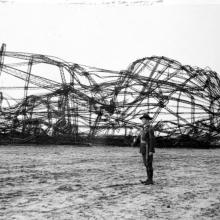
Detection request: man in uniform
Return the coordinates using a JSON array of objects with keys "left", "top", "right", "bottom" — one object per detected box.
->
[{"left": 139, "top": 113, "right": 155, "bottom": 185}]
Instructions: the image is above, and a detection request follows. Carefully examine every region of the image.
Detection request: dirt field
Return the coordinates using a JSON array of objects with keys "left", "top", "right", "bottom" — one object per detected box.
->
[{"left": 0, "top": 145, "right": 219, "bottom": 220}]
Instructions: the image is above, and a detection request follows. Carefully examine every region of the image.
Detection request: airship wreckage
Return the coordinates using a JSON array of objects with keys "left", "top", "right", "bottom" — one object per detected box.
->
[{"left": 0, "top": 44, "right": 219, "bottom": 147}]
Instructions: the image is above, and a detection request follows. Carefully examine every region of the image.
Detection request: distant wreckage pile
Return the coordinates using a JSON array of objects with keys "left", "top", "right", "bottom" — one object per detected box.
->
[{"left": 0, "top": 44, "right": 219, "bottom": 146}]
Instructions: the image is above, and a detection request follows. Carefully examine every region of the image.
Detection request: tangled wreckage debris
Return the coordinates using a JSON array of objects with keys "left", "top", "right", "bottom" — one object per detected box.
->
[{"left": 0, "top": 44, "right": 219, "bottom": 147}]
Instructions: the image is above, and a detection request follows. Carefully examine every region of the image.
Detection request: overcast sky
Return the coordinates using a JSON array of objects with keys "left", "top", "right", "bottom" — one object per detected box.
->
[{"left": 0, "top": 0, "right": 219, "bottom": 73}]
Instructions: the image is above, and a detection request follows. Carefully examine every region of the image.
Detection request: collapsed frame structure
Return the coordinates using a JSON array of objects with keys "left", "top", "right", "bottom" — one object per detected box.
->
[{"left": 0, "top": 44, "right": 220, "bottom": 145}]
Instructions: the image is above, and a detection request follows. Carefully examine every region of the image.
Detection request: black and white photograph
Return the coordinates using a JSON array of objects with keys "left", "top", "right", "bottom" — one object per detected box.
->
[{"left": 0, "top": 0, "right": 220, "bottom": 219}]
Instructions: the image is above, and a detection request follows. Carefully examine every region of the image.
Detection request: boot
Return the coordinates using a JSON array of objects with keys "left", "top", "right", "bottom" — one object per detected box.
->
[
  {"left": 144, "top": 179, "right": 153, "bottom": 185},
  {"left": 145, "top": 168, "right": 153, "bottom": 185},
  {"left": 140, "top": 179, "right": 148, "bottom": 184}
]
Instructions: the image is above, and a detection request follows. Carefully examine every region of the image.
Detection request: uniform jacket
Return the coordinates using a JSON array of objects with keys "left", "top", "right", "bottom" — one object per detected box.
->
[{"left": 140, "top": 125, "right": 156, "bottom": 153}]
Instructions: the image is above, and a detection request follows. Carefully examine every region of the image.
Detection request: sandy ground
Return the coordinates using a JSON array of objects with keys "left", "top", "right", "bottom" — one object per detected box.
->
[{"left": 0, "top": 145, "right": 220, "bottom": 220}]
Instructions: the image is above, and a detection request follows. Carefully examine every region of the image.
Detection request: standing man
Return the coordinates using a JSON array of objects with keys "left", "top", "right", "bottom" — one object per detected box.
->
[{"left": 139, "top": 113, "right": 155, "bottom": 185}]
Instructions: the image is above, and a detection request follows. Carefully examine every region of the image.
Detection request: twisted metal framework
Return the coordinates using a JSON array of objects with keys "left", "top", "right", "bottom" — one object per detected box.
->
[{"left": 0, "top": 43, "right": 220, "bottom": 143}]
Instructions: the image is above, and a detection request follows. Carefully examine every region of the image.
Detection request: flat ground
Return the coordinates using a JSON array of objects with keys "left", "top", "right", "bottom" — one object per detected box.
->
[{"left": 0, "top": 146, "right": 219, "bottom": 220}]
